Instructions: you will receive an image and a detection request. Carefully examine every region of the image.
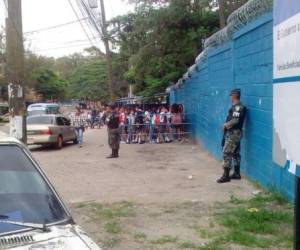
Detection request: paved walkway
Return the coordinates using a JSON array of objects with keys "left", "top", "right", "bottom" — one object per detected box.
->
[{"left": 32, "top": 128, "right": 255, "bottom": 205}]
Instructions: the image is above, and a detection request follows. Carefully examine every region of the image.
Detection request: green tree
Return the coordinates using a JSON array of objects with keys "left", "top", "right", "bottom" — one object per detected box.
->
[
  {"left": 110, "top": 0, "right": 219, "bottom": 96},
  {"left": 67, "top": 59, "right": 109, "bottom": 101},
  {"left": 212, "top": 0, "right": 249, "bottom": 28},
  {"left": 34, "top": 69, "right": 66, "bottom": 101}
]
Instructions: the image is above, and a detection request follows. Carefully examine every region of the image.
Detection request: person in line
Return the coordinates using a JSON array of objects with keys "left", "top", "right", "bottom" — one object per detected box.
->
[
  {"left": 217, "top": 89, "right": 247, "bottom": 183},
  {"left": 90, "top": 106, "right": 97, "bottom": 129},
  {"left": 119, "top": 107, "right": 127, "bottom": 143},
  {"left": 154, "top": 108, "right": 161, "bottom": 143},
  {"left": 144, "top": 109, "right": 151, "bottom": 143},
  {"left": 70, "top": 107, "right": 87, "bottom": 148},
  {"left": 158, "top": 107, "right": 171, "bottom": 143},
  {"left": 136, "top": 107, "right": 145, "bottom": 144},
  {"left": 166, "top": 108, "right": 173, "bottom": 142},
  {"left": 127, "top": 109, "right": 136, "bottom": 144},
  {"left": 105, "top": 104, "right": 121, "bottom": 158},
  {"left": 171, "top": 104, "right": 183, "bottom": 141},
  {"left": 149, "top": 108, "right": 156, "bottom": 143}
]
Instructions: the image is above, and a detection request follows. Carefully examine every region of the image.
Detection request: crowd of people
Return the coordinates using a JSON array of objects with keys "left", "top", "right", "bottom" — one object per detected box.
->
[
  {"left": 70, "top": 88, "right": 246, "bottom": 182},
  {"left": 70, "top": 103, "right": 187, "bottom": 146},
  {"left": 114, "top": 104, "right": 185, "bottom": 144}
]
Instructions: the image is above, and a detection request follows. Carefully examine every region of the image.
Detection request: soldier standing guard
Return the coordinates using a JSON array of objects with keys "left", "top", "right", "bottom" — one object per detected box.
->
[
  {"left": 217, "top": 89, "right": 246, "bottom": 184},
  {"left": 105, "top": 104, "right": 120, "bottom": 159}
]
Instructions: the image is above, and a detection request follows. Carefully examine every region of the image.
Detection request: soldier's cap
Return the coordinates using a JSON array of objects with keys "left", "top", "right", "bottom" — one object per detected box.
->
[{"left": 230, "top": 89, "right": 241, "bottom": 97}]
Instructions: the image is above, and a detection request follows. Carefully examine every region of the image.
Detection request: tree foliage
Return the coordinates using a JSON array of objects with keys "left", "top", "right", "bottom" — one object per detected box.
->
[
  {"left": 215, "top": 0, "right": 248, "bottom": 28},
  {"left": 67, "top": 59, "right": 109, "bottom": 101},
  {"left": 110, "top": 0, "right": 219, "bottom": 96},
  {"left": 33, "top": 69, "right": 66, "bottom": 101}
]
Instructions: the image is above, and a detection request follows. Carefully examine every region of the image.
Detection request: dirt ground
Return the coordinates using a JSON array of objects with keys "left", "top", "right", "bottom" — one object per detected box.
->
[
  {"left": 32, "top": 129, "right": 255, "bottom": 204},
  {"left": 31, "top": 129, "right": 261, "bottom": 250}
]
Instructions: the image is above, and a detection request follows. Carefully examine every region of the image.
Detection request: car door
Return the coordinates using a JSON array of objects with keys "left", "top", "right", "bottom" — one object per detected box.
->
[
  {"left": 62, "top": 117, "right": 76, "bottom": 141},
  {"left": 55, "top": 116, "right": 66, "bottom": 141}
]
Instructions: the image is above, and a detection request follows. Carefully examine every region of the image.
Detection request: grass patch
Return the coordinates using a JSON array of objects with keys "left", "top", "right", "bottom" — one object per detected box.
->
[
  {"left": 75, "top": 202, "right": 88, "bottom": 209},
  {"left": 151, "top": 235, "right": 178, "bottom": 245},
  {"left": 178, "top": 240, "right": 196, "bottom": 249},
  {"left": 105, "top": 221, "right": 122, "bottom": 234},
  {"left": 81, "top": 201, "right": 136, "bottom": 220},
  {"left": 196, "top": 239, "right": 225, "bottom": 250},
  {"left": 195, "top": 227, "right": 216, "bottom": 239},
  {"left": 219, "top": 207, "right": 292, "bottom": 234},
  {"left": 134, "top": 232, "right": 147, "bottom": 242},
  {"left": 215, "top": 191, "right": 293, "bottom": 249},
  {"left": 102, "top": 237, "right": 120, "bottom": 248}
]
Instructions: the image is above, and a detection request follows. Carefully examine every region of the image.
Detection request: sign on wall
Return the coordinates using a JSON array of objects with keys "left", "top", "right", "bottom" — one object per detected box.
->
[{"left": 273, "top": 0, "right": 300, "bottom": 175}]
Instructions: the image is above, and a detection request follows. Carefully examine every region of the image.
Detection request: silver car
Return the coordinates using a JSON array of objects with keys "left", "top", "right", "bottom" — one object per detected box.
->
[
  {"left": 27, "top": 115, "right": 77, "bottom": 149},
  {"left": 0, "top": 137, "right": 101, "bottom": 249}
]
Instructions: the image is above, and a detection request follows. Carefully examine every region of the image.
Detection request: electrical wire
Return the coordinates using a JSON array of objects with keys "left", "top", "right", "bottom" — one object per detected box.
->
[
  {"left": 75, "top": 0, "right": 101, "bottom": 42},
  {"left": 24, "top": 17, "right": 89, "bottom": 35},
  {"left": 67, "top": 0, "right": 96, "bottom": 47},
  {"left": 77, "top": 0, "right": 104, "bottom": 39},
  {"left": 29, "top": 41, "right": 96, "bottom": 52},
  {"left": 1, "top": 0, "right": 104, "bottom": 54}
]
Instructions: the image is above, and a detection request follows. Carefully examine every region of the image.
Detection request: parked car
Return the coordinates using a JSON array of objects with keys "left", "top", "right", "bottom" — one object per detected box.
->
[
  {"left": 27, "top": 103, "right": 60, "bottom": 117},
  {"left": 27, "top": 115, "right": 77, "bottom": 149},
  {"left": 0, "top": 137, "right": 101, "bottom": 249}
]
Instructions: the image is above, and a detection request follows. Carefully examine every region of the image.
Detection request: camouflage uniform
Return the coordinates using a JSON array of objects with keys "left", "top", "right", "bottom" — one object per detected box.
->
[
  {"left": 108, "top": 128, "right": 120, "bottom": 150},
  {"left": 106, "top": 111, "right": 120, "bottom": 158},
  {"left": 218, "top": 99, "right": 246, "bottom": 183}
]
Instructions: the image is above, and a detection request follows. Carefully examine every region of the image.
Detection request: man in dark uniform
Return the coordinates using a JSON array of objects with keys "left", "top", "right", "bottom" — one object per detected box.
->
[
  {"left": 217, "top": 89, "right": 246, "bottom": 183},
  {"left": 105, "top": 104, "right": 120, "bottom": 159}
]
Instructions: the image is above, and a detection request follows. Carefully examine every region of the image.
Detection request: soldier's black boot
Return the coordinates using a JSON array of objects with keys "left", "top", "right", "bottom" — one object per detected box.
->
[
  {"left": 217, "top": 168, "right": 231, "bottom": 183},
  {"left": 106, "top": 149, "right": 116, "bottom": 159},
  {"left": 230, "top": 165, "right": 241, "bottom": 180},
  {"left": 115, "top": 149, "right": 119, "bottom": 158}
]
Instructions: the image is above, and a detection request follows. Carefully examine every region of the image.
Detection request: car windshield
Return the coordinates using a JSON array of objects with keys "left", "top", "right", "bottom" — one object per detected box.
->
[
  {"left": 28, "top": 110, "right": 46, "bottom": 116},
  {"left": 0, "top": 145, "right": 69, "bottom": 235},
  {"left": 27, "top": 116, "right": 54, "bottom": 125}
]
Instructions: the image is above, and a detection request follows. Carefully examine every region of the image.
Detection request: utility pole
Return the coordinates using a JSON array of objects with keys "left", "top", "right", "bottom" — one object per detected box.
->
[
  {"left": 99, "top": 0, "right": 115, "bottom": 101},
  {"left": 5, "top": 0, "right": 26, "bottom": 143}
]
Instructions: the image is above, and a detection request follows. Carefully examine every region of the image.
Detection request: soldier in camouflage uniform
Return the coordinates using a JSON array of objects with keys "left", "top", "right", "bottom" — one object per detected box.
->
[
  {"left": 105, "top": 104, "right": 120, "bottom": 159},
  {"left": 217, "top": 89, "right": 246, "bottom": 183}
]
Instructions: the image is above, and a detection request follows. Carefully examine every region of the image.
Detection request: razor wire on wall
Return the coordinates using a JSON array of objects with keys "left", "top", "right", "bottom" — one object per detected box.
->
[
  {"left": 204, "top": 0, "right": 273, "bottom": 49},
  {"left": 171, "top": 0, "right": 273, "bottom": 90}
]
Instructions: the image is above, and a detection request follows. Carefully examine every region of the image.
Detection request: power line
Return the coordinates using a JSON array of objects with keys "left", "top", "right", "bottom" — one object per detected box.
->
[
  {"left": 24, "top": 17, "right": 88, "bottom": 35},
  {"left": 77, "top": 0, "right": 103, "bottom": 38},
  {"left": 30, "top": 41, "right": 96, "bottom": 52},
  {"left": 75, "top": 0, "right": 101, "bottom": 42},
  {"left": 67, "top": 0, "right": 95, "bottom": 47},
  {"left": 25, "top": 37, "right": 98, "bottom": 46}
]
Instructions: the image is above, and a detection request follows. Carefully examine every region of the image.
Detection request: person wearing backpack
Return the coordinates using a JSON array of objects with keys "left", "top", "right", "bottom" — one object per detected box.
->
[{"left": 158, "top": 107, "right": 170, "bottom": 143}]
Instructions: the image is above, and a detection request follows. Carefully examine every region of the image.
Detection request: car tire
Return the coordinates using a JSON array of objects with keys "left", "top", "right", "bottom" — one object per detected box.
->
[{"left": 56, "top": 136, "right": 63, "bottom": 149}]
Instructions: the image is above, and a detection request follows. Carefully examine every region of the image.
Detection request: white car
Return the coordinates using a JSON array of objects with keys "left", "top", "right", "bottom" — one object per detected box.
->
[
  {"left": 0, "top": 137, "right": 101, "bottom": 250},
  {"left": 27, "top": 115, "right": 77, "bottom": 149}
]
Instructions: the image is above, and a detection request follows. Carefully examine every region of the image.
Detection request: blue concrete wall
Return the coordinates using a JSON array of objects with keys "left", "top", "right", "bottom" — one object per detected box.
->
[{"left": 170, "top": 12, "right": 295, "bottom": 199}]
